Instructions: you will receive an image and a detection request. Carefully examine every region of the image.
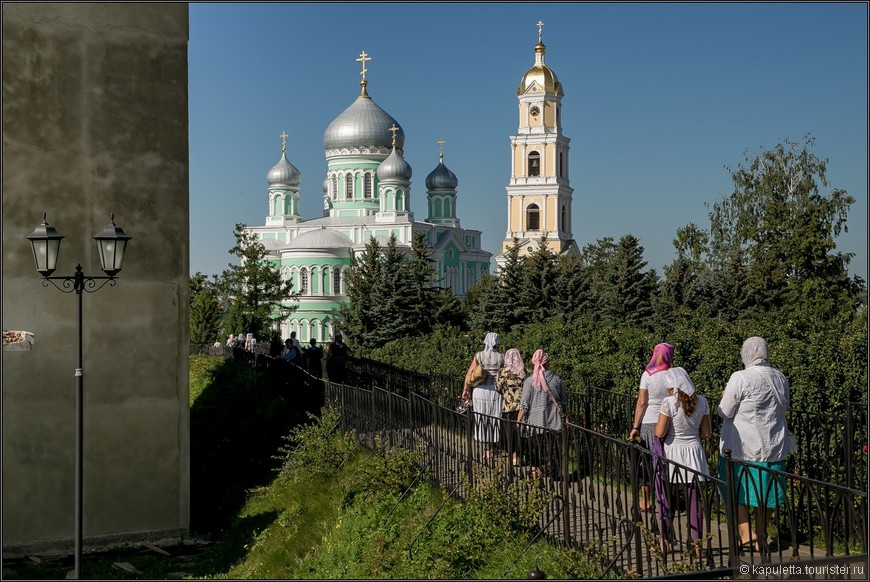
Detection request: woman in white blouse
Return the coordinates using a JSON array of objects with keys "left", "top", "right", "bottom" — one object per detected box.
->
[{"left": 717, "top": 336, "right": 790, "bottom": 553}]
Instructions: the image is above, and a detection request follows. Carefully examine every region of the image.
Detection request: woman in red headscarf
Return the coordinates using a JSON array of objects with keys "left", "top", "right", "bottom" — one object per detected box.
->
[{"left": 629, "top": 342, "right": 675, "bottom": 512}]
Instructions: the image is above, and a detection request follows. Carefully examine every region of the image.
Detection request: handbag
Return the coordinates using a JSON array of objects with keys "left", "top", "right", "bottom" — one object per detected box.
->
[
  {"left": 465, "top": 355, "right": 486, "bottom": 389},
  {"left": 755, "top": 368, "right": 798, "bottom": 456}
]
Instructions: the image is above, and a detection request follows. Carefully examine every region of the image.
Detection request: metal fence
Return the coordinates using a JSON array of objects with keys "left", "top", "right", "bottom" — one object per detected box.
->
[
  {"left": 322, "top": 380, "right": 868, "bottom": 578},
  {"left": 214, "top": 347, "right": 868, "bottom": 578}
]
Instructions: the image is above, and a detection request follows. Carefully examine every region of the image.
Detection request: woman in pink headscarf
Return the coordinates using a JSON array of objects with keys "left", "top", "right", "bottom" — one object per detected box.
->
[
  {"left": 517, "top": 349, "right": 568, "bottom": 479},
  {"left": 629, "top": 342, "right": 675, "bottom": 512}
]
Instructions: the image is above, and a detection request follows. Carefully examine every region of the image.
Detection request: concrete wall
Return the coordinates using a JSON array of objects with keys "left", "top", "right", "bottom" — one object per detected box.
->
[{"left": 2, "top": 3, "right": 190, "bottom": 554}]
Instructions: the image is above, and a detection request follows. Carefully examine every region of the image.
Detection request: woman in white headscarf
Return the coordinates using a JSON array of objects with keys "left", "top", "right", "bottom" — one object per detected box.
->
[
  {"left": 717, "top": 336, "right": 790, "bottom": 553},
  {"left": 461, "top": 332, "right": 505, "bottom": 458}
]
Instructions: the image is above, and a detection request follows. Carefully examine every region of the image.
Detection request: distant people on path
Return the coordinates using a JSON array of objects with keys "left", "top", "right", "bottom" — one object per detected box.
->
[
  {"left": 290, "top": 331, "right": 302, "bottom": 351},
  {"left": 326, "top": 333, "right": 350, "bottom": 383},
  {"left": 461, "top": 332, "right": 504, "bottom": 460},
  {"left": 717, "top": 336, "right": 790, "bottom": 554},
  {"left": 516, "top": 349, "right": 567, "bottom": 479},
  {"left": 654, "top": 366, "right": 711, "bottom": 554},
  {"left": 305, "top": 338, "right": 323, "bottom": 378},
  {"left": 234, "top": 333, "right": 245, "bottom": 349},
  {"left": 245, "top": 333, "right": 256, "bottom": 352},
  {"left": 629, "top": 342, "right": 675, "bottom": 513},
  {"left": 496, "top": 347, "right": 527, "bottom": 467},
  {"left": 282, "top": 338, "right": 301, "bottom": 365},
  {"left": 226, "top": 334, "right": 235, "bottom": 348}
]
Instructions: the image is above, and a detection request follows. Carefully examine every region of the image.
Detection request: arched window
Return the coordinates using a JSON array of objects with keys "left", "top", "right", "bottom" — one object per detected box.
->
[
  {"left": 345, "top": 172, "right": 353, "bottom": 200},
  {"left": 331, "top": 175, "right": 338, "bottom": 199},
  {"left": 364, "top": 173, "right": 372, "bottom": 198},
  {"left": 526, "top": 203, "right": 540, "bottom": 231},
  {"left": 322, "top": 268, "right": 330, "bottom": 294},
  {"left": 444, "top": 198, "right": 451, "bottom": 216},
  {"left": 561, "top": 205, "right": 566, "bottom": 232},
  {"left": 284, "top": 195, "right": 292, "bottom": 215},
  {"left": 396, "top": 190, "right": 404, "bottom": 211},
  {"left": 433, "top": 199, "right": 442, "bottom": 217},
  {"left": 300, "top": 267, "right": 309, "bottom": 295},
  {"left": 528, "top": 151, "right": 541, "bottom": 177},
  {"left": 333, "top": 268, "right": 342, "bottom": 295},
  {"left": 559, "top": 152, "right": 564, "bottom": 178}
]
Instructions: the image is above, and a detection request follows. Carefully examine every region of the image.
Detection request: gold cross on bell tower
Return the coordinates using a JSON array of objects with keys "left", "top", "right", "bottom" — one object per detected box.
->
[
  {"left": 437, "top": 138, "right": 445, "bottom": 161},
  {"left": 356, "top": 50, "right": 371, "bottom": 96},
  {"left": 537, "top": 20, "right": 544, "bottom": 42},
  {"left": 279, "top": 130, "right": 288, "bottom": 153},
  {"left": 389, "top": 124, "right": 399, "bottom": 149}
]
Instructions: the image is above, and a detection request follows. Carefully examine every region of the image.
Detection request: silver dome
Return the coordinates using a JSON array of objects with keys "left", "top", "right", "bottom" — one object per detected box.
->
[
  {"left": 267, "top": 151, "right": 301, "bottom": 187},
  {"left": 285, "top": 228, "right": 354, "bottom": 250},
  {"left": 377, "top": 147, "right": 412, "bottom": 182},
  {"left": 425, "top": 161, "right": 458, "bottom": 191},
  {"left": 323, "top": 96, "right": 405, "bottom": 151}
]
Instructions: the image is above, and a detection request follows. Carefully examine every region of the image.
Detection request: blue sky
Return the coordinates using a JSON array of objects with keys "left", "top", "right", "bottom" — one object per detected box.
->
[{"left": 189, "top": 2, "right": 868, "bottom": 282}]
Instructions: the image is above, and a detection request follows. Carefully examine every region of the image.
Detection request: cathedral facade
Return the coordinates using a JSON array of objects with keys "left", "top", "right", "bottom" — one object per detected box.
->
[{"left": 244, "top": 53, "right": 491, "bottom": 343}]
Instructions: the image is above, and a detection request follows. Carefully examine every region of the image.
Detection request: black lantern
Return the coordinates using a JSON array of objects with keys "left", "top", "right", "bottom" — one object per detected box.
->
[
  {"left": 92, "top": 214, "right": 132, "bottom": 277},
  {"left": 26, "top": 213, "right": 65, "bottom": 277}
]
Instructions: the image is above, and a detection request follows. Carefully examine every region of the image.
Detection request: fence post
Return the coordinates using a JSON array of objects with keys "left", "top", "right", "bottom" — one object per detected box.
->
[
  {"left": 628, "top": 441, "right": 643, "bottom": 578},
  {"left": 723, "top": 449, "right": 738, "bottom": 567},
  {"left": 845, "top": 401, "right": 854, "bottom": 490},
  {"left": 466, "top": 405, "right": 475, "bottom": 489},
  {"left": 561, "top": 425, "right": 570, "bottom": 545}
]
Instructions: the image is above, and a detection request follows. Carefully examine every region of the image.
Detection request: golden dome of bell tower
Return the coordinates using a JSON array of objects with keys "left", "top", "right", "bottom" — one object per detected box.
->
[{"left": 497, "top": 21, "right": 578, "bottom": 268}]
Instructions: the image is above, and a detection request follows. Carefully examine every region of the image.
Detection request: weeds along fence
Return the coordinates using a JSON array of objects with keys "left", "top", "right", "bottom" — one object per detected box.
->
[
  {"left": 321, "top": 380, "right": 867, "bottom": 578},
  {"left": 344, "top": 356, "right": 868, "bottom": 493}
]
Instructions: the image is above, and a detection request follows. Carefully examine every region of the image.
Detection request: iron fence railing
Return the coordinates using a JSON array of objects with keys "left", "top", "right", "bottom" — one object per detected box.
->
[
  {"left": 212, "top": 347, "right": 868, "bottom": 578},
  {"left": 320, "top": 380, "right": 867, "bottom": 578}
]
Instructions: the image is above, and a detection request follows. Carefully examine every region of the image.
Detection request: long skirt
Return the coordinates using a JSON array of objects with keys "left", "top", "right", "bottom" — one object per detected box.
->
[
  {"left": 718, "top": 457, "right": 787, "bottom": 509},
  {"left": 472, "top": 386, "right": 502, "bottom": 444}
]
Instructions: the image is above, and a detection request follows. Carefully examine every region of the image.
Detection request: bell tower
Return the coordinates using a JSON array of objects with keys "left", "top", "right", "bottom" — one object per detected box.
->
[{"left": 498, "top": 22, "right": 578, "bottom": 266}]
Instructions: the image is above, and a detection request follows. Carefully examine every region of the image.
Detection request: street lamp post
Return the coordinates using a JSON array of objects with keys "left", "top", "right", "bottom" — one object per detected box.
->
[{"left": 26, "top": 213, "right": 131, "bottom": 580}]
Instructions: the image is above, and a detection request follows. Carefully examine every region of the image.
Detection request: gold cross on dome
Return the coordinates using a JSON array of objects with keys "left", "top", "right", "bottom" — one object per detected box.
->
[
  {"left": 537, "top": 20, "right": 544, "bottom": 42},
  {"left": 437, "top": 138, "right": 445, "bottom": 160},
  {"left": 356, "top": 51, "right": 371, "bottom": 80},
  {"left": 389, "top": 124, "right": 399, "bottom": 148},
  {"left": 279, "top": 130, "right": 288, "bottom": 152}
]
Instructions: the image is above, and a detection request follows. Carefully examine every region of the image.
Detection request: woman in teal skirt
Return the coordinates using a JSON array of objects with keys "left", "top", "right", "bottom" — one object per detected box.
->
[{"left": 717, "top": 337, "right": 791, "bottom": 552}]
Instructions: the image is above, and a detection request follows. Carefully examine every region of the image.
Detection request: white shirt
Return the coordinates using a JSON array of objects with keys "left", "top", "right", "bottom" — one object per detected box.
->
[
  {"left": 717, "top": 363, "right": 790, "bottom": 462},
  {"left": 640, "top": 370, "right": 671, "bottom": 425}
]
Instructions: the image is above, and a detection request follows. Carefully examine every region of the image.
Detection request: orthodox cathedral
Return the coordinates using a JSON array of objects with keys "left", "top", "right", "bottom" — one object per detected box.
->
[{"left": 245, "top": 24, "right": 575, "bottom": 343}]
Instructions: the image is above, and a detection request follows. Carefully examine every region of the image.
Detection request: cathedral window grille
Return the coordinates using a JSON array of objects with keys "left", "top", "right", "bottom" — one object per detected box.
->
[
  {"left": 526, "top": 203, "right": 541, "bottom": 231},
  {"left": 333, "top": 268, "right": 342, "bottom": 295},
  {"left": 528, "top": 151, "right": 541, "bottom": 177},
  {"left": 364, "top": 173, "right": 373, "bottom": 198},
  {"left": 300, "top": 267, "right": 309, "bottom": 295},
  {"left": 559, "top": 152, "right": 564, "bottom": 178},
  {"left": 345, "top": 173, "right": 353, "bottom": 200},
  {"left": 331, "top": 175, "right": 338, "bottom": 199}
]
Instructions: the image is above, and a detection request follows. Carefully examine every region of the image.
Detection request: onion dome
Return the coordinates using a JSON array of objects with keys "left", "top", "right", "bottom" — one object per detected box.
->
[
  {"left": 267, "top": 150, "right": 301, "bottom": 187},
  {"left": 285, "top": 227, "right": 353, "bottom": 250},
  {"left": 425, "top": 160, "right": 458, "bottom": 191},
  {"left": 517, "top": 40, "right": 563, "bottom": 96},
  {"left": 377, "top": 146, "right": 412, "bottom": 182},
  {"left": 323, "top": 95, "right": 405, "bottom": 151}
]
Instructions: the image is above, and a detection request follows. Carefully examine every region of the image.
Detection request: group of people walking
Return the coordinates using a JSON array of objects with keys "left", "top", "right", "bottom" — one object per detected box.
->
[
  {"left": 630, "top": 337, "right": 791, "bottom": 555},
  {"left": 460, "top": 332, "right": 568, "bottom": 474},
  {"left": 460, "top": 332, "right": 792, "bottom": 556},
  {"left": 279, "top": 330, "right": 350, "bottom": 383}
]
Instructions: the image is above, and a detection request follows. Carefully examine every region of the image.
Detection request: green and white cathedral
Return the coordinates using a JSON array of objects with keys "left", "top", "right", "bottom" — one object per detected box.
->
[{"left": 244, "top": 53, "right": 492, "bottom": 343}]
